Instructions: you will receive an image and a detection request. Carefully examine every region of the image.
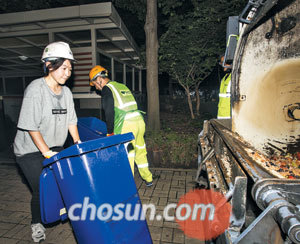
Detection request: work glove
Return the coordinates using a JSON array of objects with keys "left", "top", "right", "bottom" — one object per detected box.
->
[
  {"left": 106, "top": 133, "right": 114, "bottom": 137},
  {"left": 43, "top": 150, "right": 58, "bottom": 159}
]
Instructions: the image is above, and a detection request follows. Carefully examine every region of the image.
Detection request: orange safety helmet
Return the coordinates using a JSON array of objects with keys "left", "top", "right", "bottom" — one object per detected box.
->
[{"left": 89, "top": 65, "right": 108, "bottom": 86}]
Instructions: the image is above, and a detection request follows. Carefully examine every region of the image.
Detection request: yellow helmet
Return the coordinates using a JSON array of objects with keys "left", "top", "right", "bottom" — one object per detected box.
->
[{"left": 89, "top": 65, "right": 108, "bottom": 86}]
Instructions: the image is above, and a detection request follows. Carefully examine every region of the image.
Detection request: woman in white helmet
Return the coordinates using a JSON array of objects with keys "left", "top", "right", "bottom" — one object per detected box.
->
[{"left": 13, "top": 42, "right": 81, "bottom": 243}]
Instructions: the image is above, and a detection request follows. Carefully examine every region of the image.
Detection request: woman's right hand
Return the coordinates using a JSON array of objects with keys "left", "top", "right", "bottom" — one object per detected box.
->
[{"left": 43, "top": 150, "right": 58, "bottom": 159}]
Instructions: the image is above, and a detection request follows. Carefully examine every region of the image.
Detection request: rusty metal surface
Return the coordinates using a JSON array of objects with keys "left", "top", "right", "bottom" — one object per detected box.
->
[
  {"left": 198, "top": 118, "right": 300, "bottom": 243},
  {"left": 199, "top": 120, "right": 247, "bottom": 192},
  {"left": 205, "top": 156, "right": 228, "bottom": 194},
  {"left": 201, "top": 119, "right": 300, "bottom": 183},
  {"left": 220, "top": 124, "right": 300, "bottom": 180},
  {"left": 210, "top": 120, "right": 277, "bottom": 181},
  {"left": 199, "top": 128, "right": 237, "bottom": 194},
  {"left": 199, "top": 119, "right": 248, "bottom": 240}
]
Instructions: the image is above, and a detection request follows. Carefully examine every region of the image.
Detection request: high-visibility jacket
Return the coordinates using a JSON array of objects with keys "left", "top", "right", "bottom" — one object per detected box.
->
[
  {"left": 217, "top": 73, "right": 231, "bottom": 119},
  {"left": 106, "top": 81, "right": 141, "bottom": 134},
  {"left": 106, "top": 81, "right": 152, "bottom": 183}
]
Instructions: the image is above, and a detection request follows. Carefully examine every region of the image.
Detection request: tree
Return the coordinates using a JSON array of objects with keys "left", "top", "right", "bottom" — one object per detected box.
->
[
  {"left": 159, "top": 13, "right": 219, "bottom": 119},
  {"left": 159, "top": 0, "right": 247, "bottom": 118},
  {"left": 113, "top": 0, "right": 160, "bottom": 131},
  {"left": 145, "top": 0, "right": 160, "bottom": 131}
]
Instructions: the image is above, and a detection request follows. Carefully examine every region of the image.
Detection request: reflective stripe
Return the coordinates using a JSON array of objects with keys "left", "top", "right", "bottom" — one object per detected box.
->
[
  {"left": 107, "top": 83, "right": 137, "bottom": 109},
  {"left": 137, "top": 163, "right": 149, "bottom": 168},
  {"left": 227, "top": 81, "right": 231, "bottom": 93},
  {"left": 119, "top": 101, "right": 137, "bottom": 109},
  {"left": 107, "top": 83, "right": 123, "bottom": 107},
  {"left": 219, "top": 94, "right": 231, "bottom": 98},
  {"left": 124, "top": 111, "right": 141, "bottom": 120},
  {"left": 136, "top": 144, "right": 146, "bottom": 149},
  {"left": 128, "top": 152, "right": 135, "bottom": 158},
  {"left": 217, "top": 116, "right": 231, "bottom": 119}
]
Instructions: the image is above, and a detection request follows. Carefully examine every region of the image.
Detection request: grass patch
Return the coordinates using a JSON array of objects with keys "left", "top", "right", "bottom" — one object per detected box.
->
[{"left": 145, "top": 111, "right": 212, "bottom": 169}]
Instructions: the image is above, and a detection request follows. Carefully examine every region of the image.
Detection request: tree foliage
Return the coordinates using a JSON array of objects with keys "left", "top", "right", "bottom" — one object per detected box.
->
[
  {"left": 159, "top": 0, "right": 247, "bottom": 119},
  {"left": 113, "top": 0, "right": 146, "bottom": 23}
]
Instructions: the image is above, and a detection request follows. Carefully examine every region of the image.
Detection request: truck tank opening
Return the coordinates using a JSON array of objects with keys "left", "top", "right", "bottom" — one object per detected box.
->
[{"left": 232, "top": 0, "right": 300, "bottom": 157}]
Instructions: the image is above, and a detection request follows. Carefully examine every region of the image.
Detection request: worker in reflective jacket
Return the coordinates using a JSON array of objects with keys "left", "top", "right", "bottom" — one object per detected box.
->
[
  {"left": 217, "top": 56, "right": 232, "bottom": 119},
  {"left": 89, "top": 65, "right": 154, "bottom": 187}
]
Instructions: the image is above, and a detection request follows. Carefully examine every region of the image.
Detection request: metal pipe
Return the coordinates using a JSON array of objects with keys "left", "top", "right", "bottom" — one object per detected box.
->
[{"left": 258, "top": 189, "right": 300, "bottom": 243}]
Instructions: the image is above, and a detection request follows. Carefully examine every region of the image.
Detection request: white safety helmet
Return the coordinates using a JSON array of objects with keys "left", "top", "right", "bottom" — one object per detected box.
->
[{"left": 41, "top": 41, "right": 76, "bottom": 62}]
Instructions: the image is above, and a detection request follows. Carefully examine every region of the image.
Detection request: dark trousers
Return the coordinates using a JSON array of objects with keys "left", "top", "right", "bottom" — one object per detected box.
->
[
  {"left": 16, "top": 152, "right": 44, "bottom": 224},
  {"left": 16, "top": 147, "right": 63, "bottom": 224}
]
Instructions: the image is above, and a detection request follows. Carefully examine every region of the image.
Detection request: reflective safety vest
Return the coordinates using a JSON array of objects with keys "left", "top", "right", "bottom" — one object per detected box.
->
[
  {"left": 217, "top": 73, "right": 231, "bottom": 119},
  {"left": 106, "top": 81, "right": 141, "bottom": 134}
]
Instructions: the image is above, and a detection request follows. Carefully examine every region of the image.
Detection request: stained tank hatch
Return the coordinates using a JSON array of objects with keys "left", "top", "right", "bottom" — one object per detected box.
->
[{"left": 231, "top": 0, "right": 300, "bottom": 157}]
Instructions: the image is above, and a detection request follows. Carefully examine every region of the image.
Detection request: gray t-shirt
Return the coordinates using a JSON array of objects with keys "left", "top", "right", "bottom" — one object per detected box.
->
[{"left": 13, "top": 77, "right": 77, "bottom": 156}]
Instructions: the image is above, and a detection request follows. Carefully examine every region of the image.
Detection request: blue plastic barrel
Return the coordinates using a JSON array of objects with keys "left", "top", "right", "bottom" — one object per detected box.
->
[
  {"left": 40, "top": 167, "right": 67, "bottom": 223},
  {"left": 41, "top": 133, "right": 152, "bottom": 244},
  {"left": 40, "top": 117, "right": 108, "bottom": 224},
  {"left": 77, "top": 117, "right": 107, "bottom": 141}
]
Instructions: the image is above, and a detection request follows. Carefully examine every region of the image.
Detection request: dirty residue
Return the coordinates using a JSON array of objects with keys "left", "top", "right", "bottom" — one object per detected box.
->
[
  {"left": 245, "top": 148, "right": 300, "bottom": 179},
  {"left": 233, "top": 59, "right": 300, "bottom": 156}
]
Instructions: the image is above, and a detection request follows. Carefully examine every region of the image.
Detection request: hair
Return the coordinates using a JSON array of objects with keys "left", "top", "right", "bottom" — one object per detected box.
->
[{"left": 43, "top": 58, "right": 74, "bottom": 75}]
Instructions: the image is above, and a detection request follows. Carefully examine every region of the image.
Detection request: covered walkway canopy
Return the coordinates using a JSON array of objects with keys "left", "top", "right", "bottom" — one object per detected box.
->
[{"left": 0, "top": 2, "right": 144, "bottom": 95}]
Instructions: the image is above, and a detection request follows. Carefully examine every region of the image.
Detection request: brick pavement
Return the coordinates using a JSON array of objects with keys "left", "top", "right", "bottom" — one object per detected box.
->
[{"left": 0, "top": 161, "right": 204, "bottom": 244}]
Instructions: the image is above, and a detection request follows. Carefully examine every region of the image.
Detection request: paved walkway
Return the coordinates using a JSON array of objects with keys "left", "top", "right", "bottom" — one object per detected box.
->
[{"left": 0, "top": 157, "right": 203, "bottom": 244}]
